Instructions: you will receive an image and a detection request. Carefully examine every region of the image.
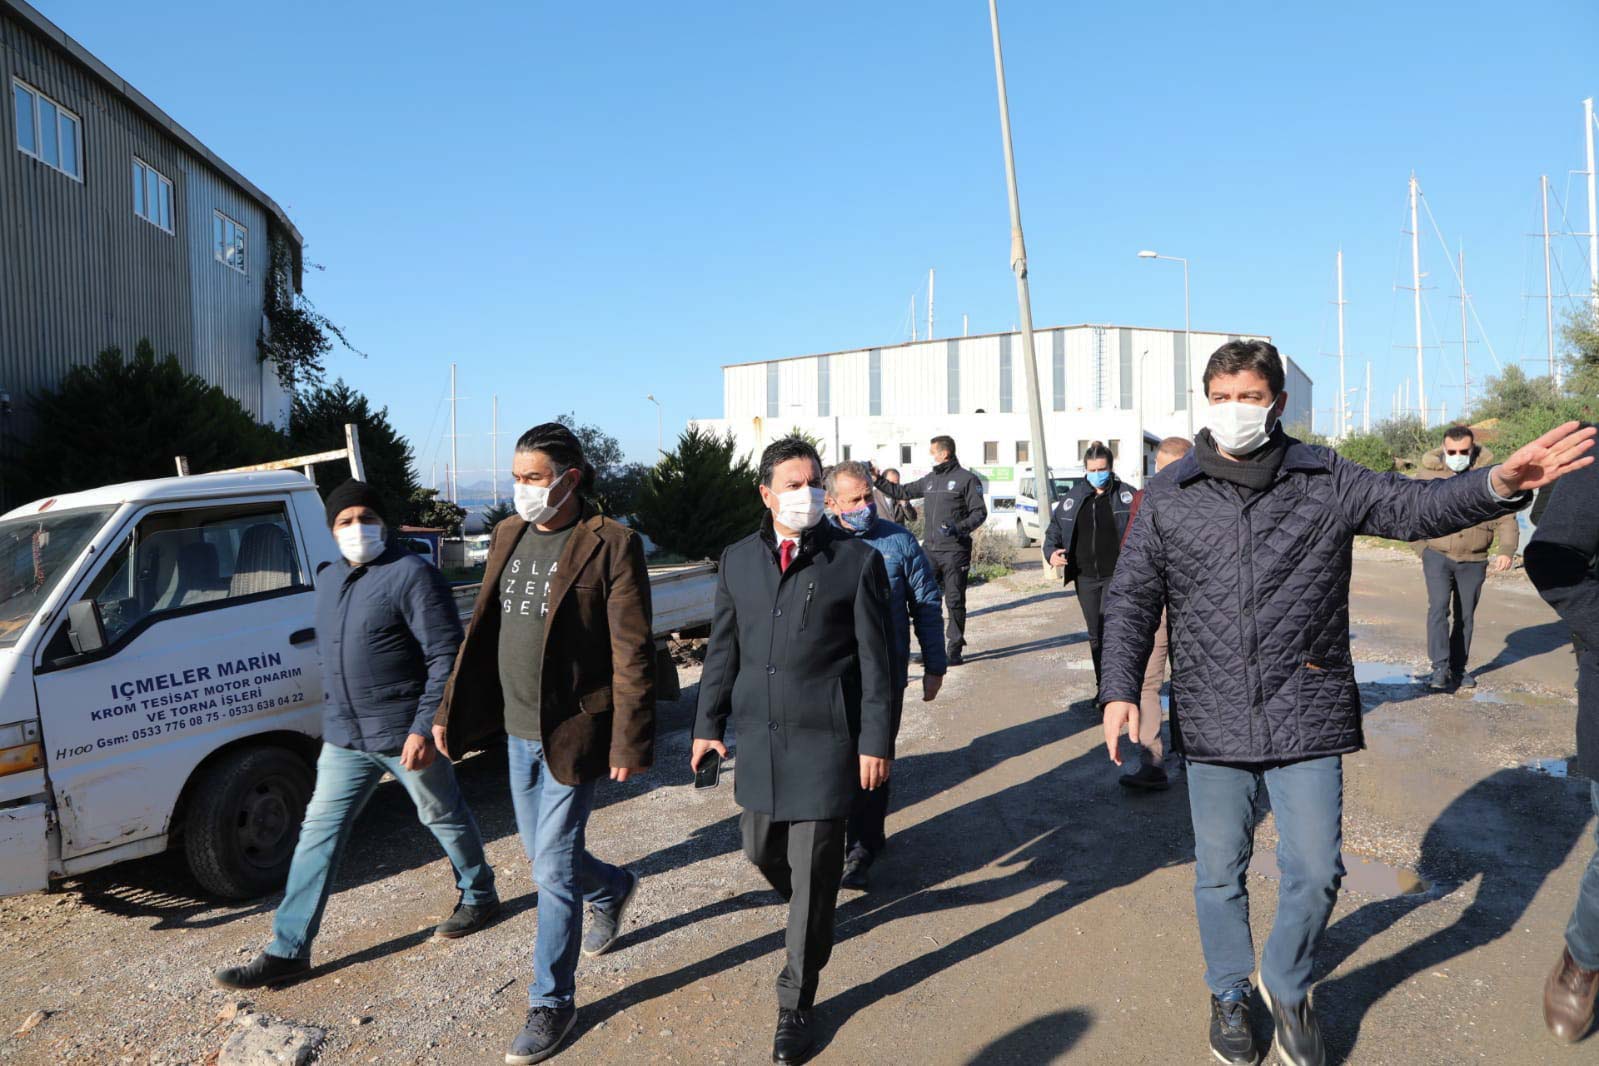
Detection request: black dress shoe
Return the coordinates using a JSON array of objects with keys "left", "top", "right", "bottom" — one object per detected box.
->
[
  {"left": 1261, "top": 984, "right": 1325, "bottom": 1066},
  {"left": 213, "top": 951, "right": 309, "bottom": 990},
  {"left": 1208, "top": 990, "right": 1259, "bottom": 1064},
  {"left": 773, "top": 1007, "right": 815, "bottom": 1064},
  {"left": 840, "top": 849, "right": 872, "bottom": 891}
]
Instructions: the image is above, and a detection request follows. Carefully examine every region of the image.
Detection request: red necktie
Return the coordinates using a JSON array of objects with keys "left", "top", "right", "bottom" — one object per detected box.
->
[{"left": 779, "top": 540, "right": 795, "bottom": 573}]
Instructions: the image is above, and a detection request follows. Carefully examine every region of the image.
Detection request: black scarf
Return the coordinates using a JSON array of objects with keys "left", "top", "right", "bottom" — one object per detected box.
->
[{"left": 1195, "top": 427, "right": 1288, "bottom": 495}]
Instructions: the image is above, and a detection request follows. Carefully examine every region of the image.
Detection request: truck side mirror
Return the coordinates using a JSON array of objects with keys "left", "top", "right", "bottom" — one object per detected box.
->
[{"left": 67, "top": 600, "right": 107, "bottom": 655}]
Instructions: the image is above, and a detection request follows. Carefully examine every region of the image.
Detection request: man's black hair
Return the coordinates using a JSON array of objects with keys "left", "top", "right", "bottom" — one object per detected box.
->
[
  {"left": 930, "top": 435, "right": 957, "bottom": 459},
  {"left": 1202, "top": 339, "right": 1286, "bottom": 397},
  {"left": 1084, "top": 441, "right": 1115, "bottom": 468},
  {"left": 1443, "top": 424, "right": 1475, "bottom": 443},
  {"left": 515, "top": 421, "right": 596, "bottom": 491},
  {"left": 759, "top": 436, "right": 822, "bottom": 487}
]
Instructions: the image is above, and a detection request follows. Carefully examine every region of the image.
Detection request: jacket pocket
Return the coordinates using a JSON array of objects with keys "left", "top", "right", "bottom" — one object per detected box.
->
[
  {"left": 578, "top": 685, "right": 613, "bottom": 717},
  {"left": 828, "top": 677, "right": 850, "bottom": 740}
]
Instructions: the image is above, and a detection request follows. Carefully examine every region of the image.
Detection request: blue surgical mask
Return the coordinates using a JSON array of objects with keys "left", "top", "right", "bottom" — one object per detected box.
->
[
  {"left": 1086, "top": 470, "right": 1110, "bottom": 489},
  {"left": 837, "top": 502, "right": 876, "bottom": 533}
]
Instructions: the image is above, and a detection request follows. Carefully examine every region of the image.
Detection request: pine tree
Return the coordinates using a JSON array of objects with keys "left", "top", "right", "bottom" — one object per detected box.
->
[
  {"left": 633, "top": 427, "right": 766, "bottom": 561},
  {"left": 15, "top": 341, "right": 285, "bottom": 501},
  {"left": 288, "top": 380, "right": 419, "bottom": 527}
]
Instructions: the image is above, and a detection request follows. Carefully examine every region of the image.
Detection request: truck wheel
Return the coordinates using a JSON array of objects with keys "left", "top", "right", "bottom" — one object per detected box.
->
[{"left": 184, "top": 746, "right": 313, "bottom": 900}]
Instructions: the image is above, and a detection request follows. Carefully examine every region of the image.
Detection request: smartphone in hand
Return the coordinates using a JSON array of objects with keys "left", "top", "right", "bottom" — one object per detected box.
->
[{"left": 693, "top": 749, "right": 722, "bottom": 790}]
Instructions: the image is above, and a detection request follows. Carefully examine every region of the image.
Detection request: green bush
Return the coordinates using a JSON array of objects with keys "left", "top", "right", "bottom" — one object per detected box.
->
[
  {"left": 634, "top": 427, "right": 766, "bottom": 561},
  {"left": 289, "top": 379, "right": 419, "bottom": 526},
  {"left": 1335, "top": 433, "right": 1396, "bottom": 473},
  {"left": 14, "top": 341, "right": 286, "bottom": 502}
]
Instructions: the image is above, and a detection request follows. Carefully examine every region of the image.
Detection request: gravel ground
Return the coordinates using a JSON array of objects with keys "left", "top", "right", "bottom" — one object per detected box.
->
[{"left": 0, "top": 546, "right": 1592, "bottom": 1064}]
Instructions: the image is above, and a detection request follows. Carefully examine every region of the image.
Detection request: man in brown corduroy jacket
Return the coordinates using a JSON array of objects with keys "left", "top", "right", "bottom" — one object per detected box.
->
[{"left": 1411, "top": 424, "right": 1520, "bottom": 690}]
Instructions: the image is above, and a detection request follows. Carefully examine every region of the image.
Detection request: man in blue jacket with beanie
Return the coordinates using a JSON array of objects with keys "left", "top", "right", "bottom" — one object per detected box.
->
[
  {"left": 826, "top": 461, "right": 945, "bottom": 891},
  {"left": 215, "top": 479, "right": 498, "bottom": 990}
]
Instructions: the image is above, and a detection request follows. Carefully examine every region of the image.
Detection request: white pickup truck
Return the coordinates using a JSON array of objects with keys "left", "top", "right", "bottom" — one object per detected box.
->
[{"left": 0, "top": 466, "right": 714, "bottom": 902}]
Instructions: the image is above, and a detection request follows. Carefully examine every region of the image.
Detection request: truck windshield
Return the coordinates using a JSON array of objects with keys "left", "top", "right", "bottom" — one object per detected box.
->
[{"left": 0, "top": 508, "right": 114, "bottom": 648}]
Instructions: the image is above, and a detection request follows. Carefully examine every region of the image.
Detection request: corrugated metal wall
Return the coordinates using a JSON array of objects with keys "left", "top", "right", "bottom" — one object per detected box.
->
[{"left": 1, "top": 10, "right": 273, "bottom": 445}]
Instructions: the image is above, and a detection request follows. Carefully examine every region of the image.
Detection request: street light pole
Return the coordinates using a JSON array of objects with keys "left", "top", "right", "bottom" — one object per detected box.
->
[
  {"left": 988, "top": 0, "right": 1055, "bottom": 512},
  {"left": 1137, "top": 250, "right": 1193, "bottom": 437}
]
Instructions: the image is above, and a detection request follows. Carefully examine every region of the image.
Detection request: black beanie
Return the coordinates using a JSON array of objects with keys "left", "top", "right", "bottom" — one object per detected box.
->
[{"left": 324, "top": 479, "right": 385, "bottom": 527}]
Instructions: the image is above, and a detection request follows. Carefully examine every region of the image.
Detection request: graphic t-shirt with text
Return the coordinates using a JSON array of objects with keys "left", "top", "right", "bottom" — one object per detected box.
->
[{"left": 498, "top": 523, "right": 576, "bottom": 740}]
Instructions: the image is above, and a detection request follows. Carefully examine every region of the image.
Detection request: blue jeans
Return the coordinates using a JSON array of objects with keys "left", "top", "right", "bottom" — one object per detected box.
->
[
  {"left": 1187, "top": 755, "right": 1345, "bottom": 1004},
  {"left": 269, "top": 742, "right": 496, "bottom": 960},
  {"left": 1566, "top": 781, "right": 1599, "bottom": 971},
  {"left": 507, "top": 734, "right": 630, "bottom": 1008}
]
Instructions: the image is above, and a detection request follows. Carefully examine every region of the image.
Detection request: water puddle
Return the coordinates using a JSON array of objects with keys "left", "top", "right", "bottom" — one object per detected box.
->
[
  {"left": 1523, "top": 758, "right": 1569, "bottom": 778},
  {"left": 1250, "top": 849, "right": 1430, "bottom": 898},
  {"left": 1470, "top": 690, "right": 1507, "bottom": 704},
  {"left": 1354, "top": 662, "right": 1422, "bottom": 686}
]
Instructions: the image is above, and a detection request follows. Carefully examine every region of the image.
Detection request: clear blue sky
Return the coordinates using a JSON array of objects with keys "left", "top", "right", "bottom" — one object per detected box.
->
[{"left": 48, "top": 0, "right": 1599, "bottom": 481}]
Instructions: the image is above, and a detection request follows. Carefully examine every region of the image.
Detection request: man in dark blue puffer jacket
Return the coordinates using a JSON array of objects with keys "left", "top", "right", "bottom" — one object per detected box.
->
[
  {"left": 215, "top": 480, "right": 499, "bottom": 991},
  {"left": 1098, "top": 340, "right": 1595, "bottom": 1066}
]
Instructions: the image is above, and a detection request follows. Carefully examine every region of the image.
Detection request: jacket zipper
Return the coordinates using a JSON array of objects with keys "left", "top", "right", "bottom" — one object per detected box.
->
[{"left": 800, "top": 582, "right": 815, "bottom": 630}]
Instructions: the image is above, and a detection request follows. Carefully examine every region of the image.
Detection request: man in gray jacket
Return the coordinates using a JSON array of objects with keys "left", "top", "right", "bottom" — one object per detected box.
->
[
  {"left": 215, "top": 480, "right": 498, "bottom": 991},
  {"left": 1099, "top": 341, "right": 1594, "bottom": 1066}
]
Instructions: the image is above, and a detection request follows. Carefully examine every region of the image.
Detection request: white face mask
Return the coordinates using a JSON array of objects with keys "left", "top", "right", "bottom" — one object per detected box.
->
[
  {"left": 513, "top": 474, "right": 575, "bottom": 525},
  {"left": 1207, "top": 400, "right": 1278, "bottom": 455},
  {"left": 335, "top": 522, "right": 385, "bottom": 566},
  {"left": 775, "top": 486, "right": 825, "bottom": 532},
  {"left": 1443, "top": 452, "right": 1472, "bottom": 473}
]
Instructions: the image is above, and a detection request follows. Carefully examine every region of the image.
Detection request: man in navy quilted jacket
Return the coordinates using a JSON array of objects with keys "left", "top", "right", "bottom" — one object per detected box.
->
[{"left": 1098, "top": 340, "right": 1595, "bottom": 1066}]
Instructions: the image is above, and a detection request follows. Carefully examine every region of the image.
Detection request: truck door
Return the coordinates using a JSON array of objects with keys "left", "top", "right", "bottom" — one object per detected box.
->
[{"left": 33, "top": 497, "right": 322, "bottom": 864}]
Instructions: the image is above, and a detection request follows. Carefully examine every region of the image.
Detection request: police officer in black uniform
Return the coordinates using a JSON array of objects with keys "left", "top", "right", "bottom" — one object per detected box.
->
[
  {"left": 1043, "top": 442, "right": 1133, "bottom": 683},
  {"left": 874, "top": 435, "right": 987, "bottom": 665}
]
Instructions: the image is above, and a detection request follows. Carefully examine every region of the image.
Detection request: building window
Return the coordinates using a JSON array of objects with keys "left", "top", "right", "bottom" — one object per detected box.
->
[
  {"left": 1118, "top": 329, "right": 1134, "bottom": 410},
  {"left": 817, "top": 354, "right": 831, "bottom": 418},
  {"left": 1052, "top": 330, "right": 1066, "bottom": 411},
  {"left": 900, "top": 444, "right": 912, "bottom": 465},
  {"left": 946, "top": 340, "right": 960, "bottom": 415},
  {"left": 1016, "top": 440, "right": 1030, "bottom": 463},
  {"left": 983, "top": 441, "right": 998, "bottom": 464},
  {"left": 999, "top": 335, "right": 1013, "bottom": 413},
  {"left": 133, "top": 158, "right": 173, "bottom": 232},
  {"left": 12, "top": 79, "right": 82, "bottom": 180},
  {"left": 214, "top": 211, "right": 248, "bottom": 274},
  {"left": 869, "top": 349, "right": 882, "bottom": 416},
  {"left": 765, "top": 362, "right": 779, "bottom": 418},
  {"left": 841, "top": 444, "right": 851, "bottom": 461}
]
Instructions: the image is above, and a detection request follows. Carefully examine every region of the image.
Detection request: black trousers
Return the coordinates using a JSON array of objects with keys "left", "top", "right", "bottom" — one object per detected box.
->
[
  {"left": 1421, "top": 549, "right": 1487, "bottom": 676},
  {"left": 1075, "top": 575, "right": 1110, "bottom": 685},
  {"left": 741, "top": 810, "right": 847, "bottom": 1010},
  {"left": 846, "top": 688, "right": 906, "bottom": 857},
  {"left": 927, "top": 547, "right": 972, "bottom": 657}
]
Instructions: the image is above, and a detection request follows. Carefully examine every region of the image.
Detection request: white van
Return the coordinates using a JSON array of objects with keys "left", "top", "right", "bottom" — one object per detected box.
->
[
  {"left": 0, "top": 471, "right": 334, "bottom": 900},
  {"left": 1013, "top": 466, "right": 1084, "bottom": 545}
]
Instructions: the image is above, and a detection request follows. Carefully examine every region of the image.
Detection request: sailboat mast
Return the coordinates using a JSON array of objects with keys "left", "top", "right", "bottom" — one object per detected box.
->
[{"left": 1409, "top": 174, "right": 1425, "bottom": 423}]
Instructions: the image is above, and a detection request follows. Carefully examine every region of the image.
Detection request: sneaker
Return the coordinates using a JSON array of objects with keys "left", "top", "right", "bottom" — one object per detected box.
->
[
  {"left": 1208, "top": 989, "right": 1259, "bottom": 1064},
  {"left": 772, "top": 1007, "right": 816, "bottom": 1064},
  {"left": 1425, "top": 667, "right": 1452, "bottom": 692},
  {"left": 840, "top": 848, "right": 873, "bottom": 891},
  {"left": 1260, "top": 983, "right": 1325, "bottom": 1066},
  {"left": 947, "top": 652, "right": 965, "bottom": 667},
  {"left": 434, "top": 895, "right": 501, "bottom": 940},
  {"left": 581, "top": 869, "right": 639, "bottom": 957},
  {"left": 1455, "top": 672, "right": 1477, "bottom": 690},
  {"left": 213, "top": 951, "right": 309, "bottom": 991},
  {"left": 1119, "top": 763, "right": 1171, "bottom": 791},
  {"left": 505, "top": 1005, "right": 577, "bottom": 1065}
]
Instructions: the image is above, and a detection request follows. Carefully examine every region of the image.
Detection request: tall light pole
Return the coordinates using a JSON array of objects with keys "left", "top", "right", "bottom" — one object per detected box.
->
[
  {"left": 988, "top": 0, "right": 1054, "bottom": 510},
  {"left": 646, "top": 394, "right": 663, "bottom": 457},
  {"left": 1138, "top": 250, "right": 1192, "bottom": 437}
]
